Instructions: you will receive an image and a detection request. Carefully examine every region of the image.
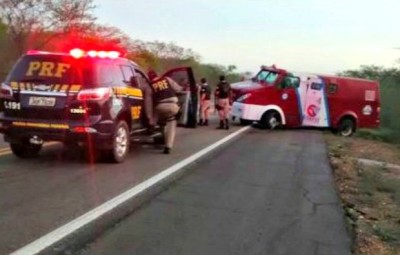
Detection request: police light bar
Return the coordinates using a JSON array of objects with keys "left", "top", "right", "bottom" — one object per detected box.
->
[
  {"left": 27, "top": 50, "right": 52, "bottom": 55},
  {"left": 69, "top": 48, "right": 121, "bottom": 59},
  {"left": 26, "top": 49, "right": 121, "bottom": 59}
]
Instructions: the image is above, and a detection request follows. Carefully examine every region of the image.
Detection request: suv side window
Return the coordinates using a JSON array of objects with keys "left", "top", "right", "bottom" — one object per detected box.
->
[
  {"left": 134, "top": 69, "right": 151, "bottom": 90},
  {"left": 96, "top": 64, "right": 115, "bottom": 85},
  {"left": 120, "top": 65, "right": 135, "bottom": 82}
]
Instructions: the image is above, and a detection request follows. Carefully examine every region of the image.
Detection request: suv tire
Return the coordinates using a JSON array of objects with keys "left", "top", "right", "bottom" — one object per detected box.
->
[
  {"left": 10, "top": 142, "right": 42, "bottom": 158},
  {"left": 105, "top": 121, "right": 130, "bottom": 163}
]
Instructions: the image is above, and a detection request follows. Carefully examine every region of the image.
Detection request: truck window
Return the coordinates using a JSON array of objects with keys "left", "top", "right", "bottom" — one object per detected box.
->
[
  {"left": 311, "top": 82, "right": 323, "bottom": 90},
  {"left": 255, "top": 70, "right": 278, "bottom": 85},
  {"left": 279, "top": 75, "right": 300, "bottom": 89},
  {"left": 328, "top": 83, "right": 338, "bottom": 94}
]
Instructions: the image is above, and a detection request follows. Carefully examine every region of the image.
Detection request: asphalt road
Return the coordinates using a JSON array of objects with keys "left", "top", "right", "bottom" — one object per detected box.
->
[
  {"left": 0, "top": 125, "right": 244, "bottom": 254},
  {"left": 79, "top": 129, "right": 351, "bottom": 255}
]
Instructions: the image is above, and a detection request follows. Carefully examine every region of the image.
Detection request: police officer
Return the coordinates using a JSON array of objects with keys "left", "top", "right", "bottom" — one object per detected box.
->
[
  {"left": 147, "top": 70, "right": 183, "bottom": 154},
  {"left": 198, "top": 78, "right": 211, "bottom": 126},
  {"left": 215, "top": 75, "right": 231, "bottom": 130}
]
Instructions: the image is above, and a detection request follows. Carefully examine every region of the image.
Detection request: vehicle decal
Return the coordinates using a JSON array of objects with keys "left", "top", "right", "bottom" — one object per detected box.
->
[
  {"left": 3, "top": 101, "right": 21, "bottom": 110},
  {"left": 9, "top": 82, "right": 83, "bottom": 95},
  {"left": 12, "top": 122, "right": 69, "bottom": 129},
  {"left": 70, "top": 107, "right": 87, "bottom": 114},
  {"left": 69, "top": 85, "right": 82, "bottom": 93},
  {"left": 25, "top": 61, "right": 71, "bottom": 78},
  {"left": 131, "top": 106, "right": 142, "bottom": 119},
  {"left": 322, "top": 79, "right": 331, "bottom": 126},
  {"left": 296, "top": 75, "right": 330, "bottom": 127},
  {"left": 294, "top": 87, "right": 304, "bottom": 123},
  {"left": 113, "top": 87, "right": 143, "bottom": 98}
]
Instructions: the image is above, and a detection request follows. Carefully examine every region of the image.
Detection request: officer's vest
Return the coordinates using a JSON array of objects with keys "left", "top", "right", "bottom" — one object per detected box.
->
[
  {"left": 216, "top": 82, "right": 230, "bottom": 99},
  {"left": 151, "top": 78, "right": 177, "bottom": 103}
]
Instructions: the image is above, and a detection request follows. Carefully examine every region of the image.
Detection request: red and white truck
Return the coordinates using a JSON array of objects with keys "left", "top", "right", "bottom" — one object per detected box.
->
[{"left": 231, "top": 65, "right": 380, "bottom": 136}]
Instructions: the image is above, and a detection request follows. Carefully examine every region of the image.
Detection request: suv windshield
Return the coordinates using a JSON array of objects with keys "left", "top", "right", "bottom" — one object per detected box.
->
[
  {"left": 5, "top": 55, "right": 115, "bottom": 87},
  {"left": 255, "top": 70, "right": 279, "bottom": 85}
]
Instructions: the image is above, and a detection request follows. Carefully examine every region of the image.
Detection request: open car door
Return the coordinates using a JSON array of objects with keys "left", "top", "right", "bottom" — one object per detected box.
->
[{"left": 162, "top": 67, "right": 198, "bottom": 128}]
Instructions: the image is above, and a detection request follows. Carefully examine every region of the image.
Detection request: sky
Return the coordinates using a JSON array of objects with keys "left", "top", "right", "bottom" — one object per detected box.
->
[{"left": 94, "top": 0, "right": 400, "bottom": 74}]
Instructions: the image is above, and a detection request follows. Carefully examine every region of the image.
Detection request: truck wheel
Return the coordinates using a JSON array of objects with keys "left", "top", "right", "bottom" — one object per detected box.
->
[
  {"left": 105, "top": 121, "right": 130, "bottom": 163},
  {"left": 338, "top": 118, "right": 356, "bottom": 137},
  {"left": 10, "top": 142, "right": 42, "bottom": 158},
  {"left": 240, "top": 118, "right": 253, "bottom": 126},
  {"left": 260, "top": 111, "right": 280, "bottom": 129}
]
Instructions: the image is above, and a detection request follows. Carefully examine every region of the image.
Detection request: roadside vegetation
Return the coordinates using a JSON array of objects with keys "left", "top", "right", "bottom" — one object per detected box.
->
[
  {"left": 326, "top": 134, "right": 400, "bottom": 255},
  {"left": 0, "top": 0, "right": 248, "bottom": 87},
  {"left": 338, "top": 65, "right": 400, "bottom": 144}
]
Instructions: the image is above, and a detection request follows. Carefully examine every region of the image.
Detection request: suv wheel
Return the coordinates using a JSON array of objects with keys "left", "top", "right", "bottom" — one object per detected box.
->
[
  {"left": 105, "top": 121, "right": 130, "bottom": 163},
  {"left": 10, "top": 142, "right": 42, "bottom": 158}
]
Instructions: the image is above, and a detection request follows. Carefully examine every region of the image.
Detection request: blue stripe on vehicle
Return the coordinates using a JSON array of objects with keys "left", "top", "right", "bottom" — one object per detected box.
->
[
  {"left": 295, "top": 87, "right": 304, "bottom": 124},
  {"left": 320, "top": 77, "right": 331, "bottom": 127}
]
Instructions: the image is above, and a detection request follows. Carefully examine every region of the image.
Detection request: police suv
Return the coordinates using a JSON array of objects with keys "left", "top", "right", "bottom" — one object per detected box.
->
[{"left": 0, "top": 49, "right": 197, "bottom": 163}]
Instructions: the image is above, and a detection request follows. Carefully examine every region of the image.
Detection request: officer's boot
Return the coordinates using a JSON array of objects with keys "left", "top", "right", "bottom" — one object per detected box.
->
[
  {"left": 217, "top": 120, "right": 224, "bottom": 129},
  {"left": 204, "top": 119, "right": 208, "bottom": 126},
  {"left": 198, "top": 119, "right": 203, "bottom": 126},
  {"left": 225, "top": 118, "right": 230, "bottom": 130}
]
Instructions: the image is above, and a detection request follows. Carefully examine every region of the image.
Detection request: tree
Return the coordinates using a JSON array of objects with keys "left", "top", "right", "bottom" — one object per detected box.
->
[{"left": 0, "top": 0, "right": 96, "bottom": 56}]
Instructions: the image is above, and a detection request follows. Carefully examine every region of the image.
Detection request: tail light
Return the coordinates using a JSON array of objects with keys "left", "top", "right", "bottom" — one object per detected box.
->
[
  {"left": 0, "top": 83, "right": 13, "bottom": 98},
  {"left": 77, "top": 87, "right": 111, "bottom": 101},
  {"left": 71, "top": 127, "right": 97, "bottom": 133}
]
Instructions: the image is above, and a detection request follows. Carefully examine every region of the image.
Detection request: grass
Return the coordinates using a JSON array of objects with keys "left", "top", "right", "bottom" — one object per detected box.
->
[
  {"left": 358, "top": 166, "right": 400, "bottom": 206},
  {"left": 325, "top": 133, "right": 400, "bottom": 254},
  {"left": 357, "top": 129, "right": 400, "bottom": 145},
  {"left": 373, "top": 224, "right": 400, "bottom": 244}
]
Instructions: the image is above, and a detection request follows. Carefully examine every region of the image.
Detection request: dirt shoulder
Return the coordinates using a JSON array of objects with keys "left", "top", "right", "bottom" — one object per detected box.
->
[{"left": 325, "top": 133, "right": 400, "bottom": 255}]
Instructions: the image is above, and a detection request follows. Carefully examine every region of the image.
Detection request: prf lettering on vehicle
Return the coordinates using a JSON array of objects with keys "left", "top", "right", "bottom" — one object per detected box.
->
[
  {"left": 152, "top": 80, "right": 169, "bottom": 91},
  {"left": 26, "top": 61, "right": 71, "bottom": 78}
]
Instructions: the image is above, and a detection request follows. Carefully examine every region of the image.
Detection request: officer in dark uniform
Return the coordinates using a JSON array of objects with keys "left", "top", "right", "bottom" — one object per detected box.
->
[
  {"left": 215, "top": 75, "right": 231, "bottom": 130},
  {"left": 147, "top": 70, "right": 183, "bottom": 154},
  {"left": 198, "top": 78, "right": 211, "bottom": 126}
]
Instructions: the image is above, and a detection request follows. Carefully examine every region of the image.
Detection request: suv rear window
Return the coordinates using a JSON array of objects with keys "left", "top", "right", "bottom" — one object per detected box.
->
[{"left": 5, "top": 55, "right": 116, "bottom": 87}]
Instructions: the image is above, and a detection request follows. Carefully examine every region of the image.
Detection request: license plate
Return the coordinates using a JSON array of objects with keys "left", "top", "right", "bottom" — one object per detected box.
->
[{"left": 28, "top": 97, "right": 56, "bottom": 107}]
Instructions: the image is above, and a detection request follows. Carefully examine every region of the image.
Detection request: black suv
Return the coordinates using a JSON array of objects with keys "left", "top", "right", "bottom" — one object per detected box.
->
[{"left": 0, "top": 49, "right": 197, "bottom": 163}]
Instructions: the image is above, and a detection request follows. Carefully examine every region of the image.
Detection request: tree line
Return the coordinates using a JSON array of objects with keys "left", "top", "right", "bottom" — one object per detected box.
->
[{"left": 0, "top": 0, "right": 249, "bottom": 86}]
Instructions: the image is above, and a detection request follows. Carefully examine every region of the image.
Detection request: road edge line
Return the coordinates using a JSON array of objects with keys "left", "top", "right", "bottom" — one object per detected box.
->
[{"left": 10, "top": 126, "right": 251, "bottom": 255}]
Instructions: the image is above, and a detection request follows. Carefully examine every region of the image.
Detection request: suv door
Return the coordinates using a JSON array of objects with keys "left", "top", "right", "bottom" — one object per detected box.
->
[
  {"left": 162, "top": 67, "right": 198, "bottom": 128},
  {"left": 118, "top": 64, "right": 144, "bottom": 131}
]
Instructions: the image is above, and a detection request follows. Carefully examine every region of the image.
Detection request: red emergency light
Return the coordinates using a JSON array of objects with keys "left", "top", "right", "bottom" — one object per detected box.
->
[
  {"left": 27, "top": 49, "right": 122, "bottom": 59},
  {"left": 70, "top": 48, "right": 85, "bottom": 58},
  {"left": 69, "top": 48, "right": 121, "bottom": 59}
]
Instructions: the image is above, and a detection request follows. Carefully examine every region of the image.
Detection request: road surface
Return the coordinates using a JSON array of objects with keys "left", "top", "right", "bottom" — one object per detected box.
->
[
  {"left": 0, "top": 126, "right": 351, "bottom": 255},
  {"left": 78, "top": 129, "right": 351, "bottom": 255}
]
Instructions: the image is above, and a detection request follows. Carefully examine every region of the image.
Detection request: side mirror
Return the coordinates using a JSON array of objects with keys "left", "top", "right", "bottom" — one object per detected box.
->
[{"left": 130, "top": 76, "right": 139, "bottom": 88}]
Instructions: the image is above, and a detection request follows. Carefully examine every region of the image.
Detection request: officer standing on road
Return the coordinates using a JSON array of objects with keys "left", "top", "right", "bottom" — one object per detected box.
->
[
  {"left": 215, "top": 75, "right": 232, "bottom": 130},
  {"left": 198, "top": 78, "right": 211, "bottom": 126},
  {"left": 147, "top": 70, "right": 183, "bottom": 154}
]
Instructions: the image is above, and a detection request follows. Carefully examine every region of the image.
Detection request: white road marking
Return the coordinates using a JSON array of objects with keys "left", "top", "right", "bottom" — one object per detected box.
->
[{"left": 10, "top": 126, "right": 251, "bottom": 255}]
